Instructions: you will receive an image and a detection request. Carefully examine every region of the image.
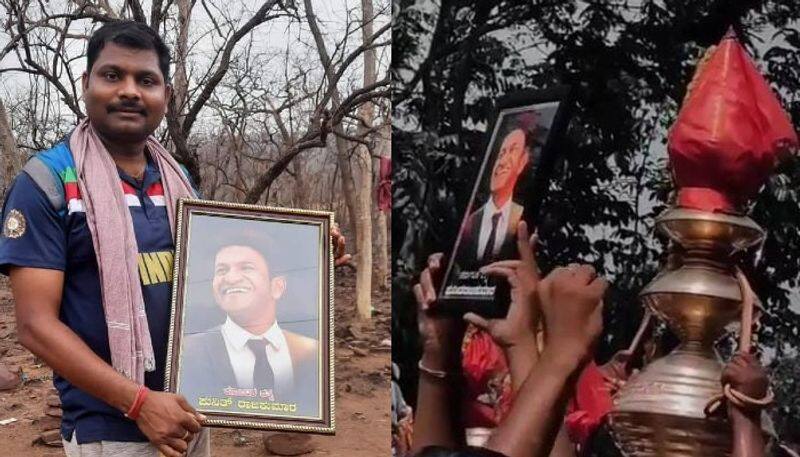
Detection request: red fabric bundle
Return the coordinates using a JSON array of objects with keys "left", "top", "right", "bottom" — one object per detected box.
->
[
  {"left": 460, "top": 325, "right": 513, "bottom": 427},
  {"left": 668, "top": 29, "right": 798, "bottom": 212},
  {"left": 565, "top": 362, "right": 614, "bottom": 452}
]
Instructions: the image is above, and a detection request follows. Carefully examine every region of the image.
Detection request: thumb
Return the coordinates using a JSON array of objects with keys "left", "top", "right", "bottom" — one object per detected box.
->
[
  {"left": 516, "top": 222, "right": 539, "bottom": 278},
  {"left": 463, "top": 312, "right": 493, "bottom": 332},
  {"left": 175, "top": 395, "right": 198, "bottom": 415}
]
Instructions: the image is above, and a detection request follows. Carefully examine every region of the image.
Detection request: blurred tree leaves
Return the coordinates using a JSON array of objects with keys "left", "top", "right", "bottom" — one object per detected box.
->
[{"left": 393, "top": 0, "right": 800, "bottom": 442}]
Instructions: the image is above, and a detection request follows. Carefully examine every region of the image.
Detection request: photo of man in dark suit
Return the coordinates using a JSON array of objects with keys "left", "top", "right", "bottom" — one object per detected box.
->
[
  {"left": 456, "top": 116, "right": 535, "bottom": 271},
  {"left": 180, "top": 232, "right": 320, "bottom": 418}
]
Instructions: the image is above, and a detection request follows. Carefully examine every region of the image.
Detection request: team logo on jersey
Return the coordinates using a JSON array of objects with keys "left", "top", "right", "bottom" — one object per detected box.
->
[{"left": 3, "top": 210, "right": 26, "bottom": 239}]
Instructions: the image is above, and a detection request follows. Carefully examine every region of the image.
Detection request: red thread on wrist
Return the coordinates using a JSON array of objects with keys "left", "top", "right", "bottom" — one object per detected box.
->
[{"left": 125, "top": 385, "right": 149, "bottom": 420}]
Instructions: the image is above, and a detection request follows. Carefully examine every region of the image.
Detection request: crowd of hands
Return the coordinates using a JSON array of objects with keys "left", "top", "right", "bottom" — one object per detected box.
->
[{"left": 408, "top": 222, "right": 771, "bottom": 457}]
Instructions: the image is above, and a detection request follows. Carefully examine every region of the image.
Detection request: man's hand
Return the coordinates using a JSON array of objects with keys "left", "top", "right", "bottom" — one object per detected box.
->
[
  {"left": 412, "top": 253, "right": 464, "bottom": 370},
  {"left": 598, "top": 349, "right": 633, "bottom": 394},
  {"left": 537, "top": 263, "right": 607, "bottom": 365},
  {"left": 135, "top": 391, "right": 203, "bottom": 457},
  {"left": 722, "top": 352, "right": 769, "bottom": 401},
  {"left": 723, "top": 353, "right": 768, "bottom": 457},
  {"left": 463, "top": 221, "right": 541, "bottom": 350},
  {"left": 331, "top": 223, "right": 352, "bottom": 266}
]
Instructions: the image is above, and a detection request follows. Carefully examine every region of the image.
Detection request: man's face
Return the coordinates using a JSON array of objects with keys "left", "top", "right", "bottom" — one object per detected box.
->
[
  {"left": 212, "top": 245, "right": 284, "bottom": 319},
  {"left": 82, "top": 42, "right": 170, "bottom": 144},
  {"left": 489, "top": 129, "right": 529, "bottom": 195}
]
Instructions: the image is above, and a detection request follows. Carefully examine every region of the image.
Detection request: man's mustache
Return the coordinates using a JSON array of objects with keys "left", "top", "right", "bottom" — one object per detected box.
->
[{"left": 107, "top": 102, "right": 146, "bottom": 115}]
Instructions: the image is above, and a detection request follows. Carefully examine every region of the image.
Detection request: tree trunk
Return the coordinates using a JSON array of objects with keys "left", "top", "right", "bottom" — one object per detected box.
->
[
  {"left": 351, "top": 0, "right": 377, "bottom": 320},
  {"left": 0, "top": 99, "right": 20, "bottom": 196},
  {"left": 304, "top": 0, "right": 371, "bottom": 319},
  {"left": 173, "top": 0, "right": 192, "bottom": 124},
  {"left": 292, "top": 156, "right": 308, "bottom": 208},
  {"left": 336, "top": 137, "right": 358, "bottom": 239},
  {"left": 373, "top": 123, "right": 390, "bottom": 290}
]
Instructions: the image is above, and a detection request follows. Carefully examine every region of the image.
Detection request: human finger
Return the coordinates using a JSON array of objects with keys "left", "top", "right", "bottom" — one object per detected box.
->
[
  {"left": 179, "top": 412, "right": 201, "bottom": 434},
  {"left": 573, "top": 264, "right": 597, "bottom": 284},
  {"left": 419, "top": 268, "right": 437, "bottom": 304},
  {"left": 163, "top": 436, "right": 189, "bottom": 453},
  {"left": 479, "top": 265, "right": 517, "bottom": 281},
  {"left": 428, "top": 253, "right": 444, "bottom": 271},
  {"left": 463, "top": 312, "right": 492, "bottom": 332},
  {"left": 720, "top": 364, "right": 737, "bottom": 385},
  {"left": 736, "top": 351, "right": 757, "bottom": 365},
  {"left": 176, "top": 395, "right": 198, "bottom": 415},
  {"left": 157, "top": 443, "right": 183, "bottom": 457},
  {"left": 482, "top": 260, "right": 522, "bottom": 270},
  {"left": 586, "top": 276, "right": 608, "bottom": 297},
  {"left": 547, "top": 266, "right": 570, "bottom": 282},
  {"left": 335, "top": 235, "right": 347, "bottom": 258},
  {"left": 334, "top": 253, "right": 352, "bottom": 266},
  {"left": 516, "top": 222, "right": 536, "bottom": 269},
  {"left": 412, "top": 284, "right": 427, "bottom": 310},
  {"left": 427, "top": 253, "right": 446, "bottom": 286}
]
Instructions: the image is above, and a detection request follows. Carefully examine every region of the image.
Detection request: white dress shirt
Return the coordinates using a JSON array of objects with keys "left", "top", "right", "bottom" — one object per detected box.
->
[
  {"left": 220, "top": 317, "right": 294, "bottom": 395},
  {"left": 476, "top": 198, "right": 511, "bottom": 259}
]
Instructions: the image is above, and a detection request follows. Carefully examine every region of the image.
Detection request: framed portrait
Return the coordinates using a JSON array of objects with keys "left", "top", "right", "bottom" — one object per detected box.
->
[
  {"left": 165, "top": 199, "right": 334, "bottom": 434},
  {"left": 438, "top": 86, "right": 573, "bottom": 317}
]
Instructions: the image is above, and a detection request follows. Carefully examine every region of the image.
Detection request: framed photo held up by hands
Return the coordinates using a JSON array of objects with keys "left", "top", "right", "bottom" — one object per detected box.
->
[
  {"left": 165, "top": 199, "right": 334, "bottom": 434},
  {"left": 438, "top": 86, "right": 573, "bottom": 318}
]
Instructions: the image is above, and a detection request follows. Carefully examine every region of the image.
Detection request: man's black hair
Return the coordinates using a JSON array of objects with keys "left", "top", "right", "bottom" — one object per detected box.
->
[
  {"left": 213, "top": 229, "right": 286, "bottom": 276},
  {"left": 87, "top": 20, "right": 171, "bottom": 80},
  {"left": 495, "top": 110, "right": 548, "bottom": 154}
]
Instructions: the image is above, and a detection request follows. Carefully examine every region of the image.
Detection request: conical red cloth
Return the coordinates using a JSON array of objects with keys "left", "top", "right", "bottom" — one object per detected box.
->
[{"left": 668, "top": 30, "right": 798, "bottom": 212}]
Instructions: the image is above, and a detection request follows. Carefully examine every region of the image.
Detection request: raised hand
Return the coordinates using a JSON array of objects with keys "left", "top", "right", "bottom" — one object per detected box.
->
[
  {"left": 537, "top": 262, "right": 607, "bottom": 365},
  {"left": 412, "top": 253, "right": 464, "bottom": 370},
  {"left": 463, "top": 221, "right": 541, "bottom": 350},
  {"left": 331, "top": 223, "right": 352, "bottom": 266},
  {"left": 722, "top": 352, "right": 769, "bottom": 401}
]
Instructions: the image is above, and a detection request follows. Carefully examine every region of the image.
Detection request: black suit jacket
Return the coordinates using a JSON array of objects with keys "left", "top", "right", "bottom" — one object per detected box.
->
[
  {"left": 456, "top": 201, "right": 524, "bottom": 271},
  {"left": 179, "top": 325, "right": 320, "bottom": 418}
]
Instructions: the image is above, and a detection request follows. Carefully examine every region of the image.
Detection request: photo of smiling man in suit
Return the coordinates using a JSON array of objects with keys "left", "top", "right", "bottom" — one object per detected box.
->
[
  {"left": 455, "top": 111, "right": 540, "bottom": 272},
  {"left": 179, "top": 227, "right": 321, "bottom": 418}
]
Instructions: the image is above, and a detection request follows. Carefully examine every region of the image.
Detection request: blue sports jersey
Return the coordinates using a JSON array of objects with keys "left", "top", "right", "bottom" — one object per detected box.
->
[{"left": 0, "top": 142, "right": 181, "bottom": 443}]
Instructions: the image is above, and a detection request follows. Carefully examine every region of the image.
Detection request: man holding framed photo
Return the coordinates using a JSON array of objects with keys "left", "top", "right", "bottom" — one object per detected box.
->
[
  {"left": 0, "top": 21, "right": 208, "bottom": 457},
  {"left": 0, "top": 20, "right": 347, "bottom": 457}
]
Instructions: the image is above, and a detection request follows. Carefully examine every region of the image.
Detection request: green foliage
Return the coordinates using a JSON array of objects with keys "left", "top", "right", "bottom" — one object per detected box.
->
[{"left": 393, "top": 0, "right": 800, "bottom": 441}]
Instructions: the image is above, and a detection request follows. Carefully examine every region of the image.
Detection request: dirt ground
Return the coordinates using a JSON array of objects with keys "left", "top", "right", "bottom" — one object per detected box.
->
[{"left": 0, "top": 268, "right": 391, "bottom": 456}]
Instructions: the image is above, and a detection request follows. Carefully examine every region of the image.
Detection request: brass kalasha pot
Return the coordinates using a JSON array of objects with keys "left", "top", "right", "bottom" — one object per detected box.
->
[{"left": 608, "top": 208, "right": 765, "bottom": 457}]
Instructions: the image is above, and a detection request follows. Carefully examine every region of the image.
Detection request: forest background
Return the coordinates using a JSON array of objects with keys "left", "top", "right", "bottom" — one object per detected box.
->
[
  {"left": 393, "top": 0, "right": 800, "bottom": 444},
  {"left": 0, "top": 0, "right": 392, "bottom": 318}
]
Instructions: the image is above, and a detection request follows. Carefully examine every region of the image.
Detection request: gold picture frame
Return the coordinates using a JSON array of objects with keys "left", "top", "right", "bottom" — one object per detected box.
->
[{"left": 164, "top": 198, "right": 335, "bottom": 434}]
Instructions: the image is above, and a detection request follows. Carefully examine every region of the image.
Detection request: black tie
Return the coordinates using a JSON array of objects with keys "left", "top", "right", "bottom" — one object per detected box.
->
[
  {"left": 482, "top": 212, "right": 502, "bottom": 263},
  {"left": 245, "top": 338, "right": 275, "bottom": 391}
]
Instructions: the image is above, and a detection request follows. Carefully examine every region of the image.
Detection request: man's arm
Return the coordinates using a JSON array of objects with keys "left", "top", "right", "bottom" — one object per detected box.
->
[
  {"left": 504, "top": 342, "right": 575, "bottom": 457},
  {"left": 468, "top": 223, "right": 575, "bottom": 457},
  {"left": 485, "top": 263, "right": 607, "bottom": 457},
  {"left": 722, "top": 352, "right": 767, "bottom": 457},
  {"left": 410, "top": 254, "right": 465, "bottom": 454},
  {"left": 10, "top": 267, "right": 201, "bottom": 457}
]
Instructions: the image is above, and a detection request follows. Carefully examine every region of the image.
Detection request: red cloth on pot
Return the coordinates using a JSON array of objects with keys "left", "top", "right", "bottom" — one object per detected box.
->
[{"left": 667, "top": 29, "right": 797, "bottom": 212}]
